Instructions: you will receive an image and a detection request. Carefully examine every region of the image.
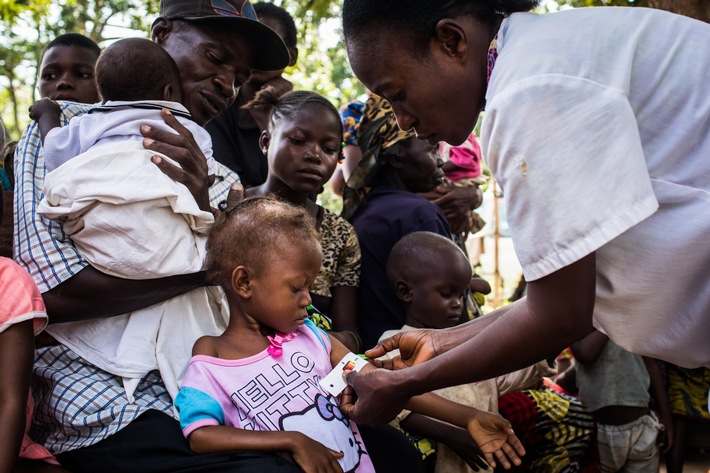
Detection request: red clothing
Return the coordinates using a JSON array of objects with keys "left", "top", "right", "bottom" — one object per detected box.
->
[{"left": 0, "top": 257, "right": 58, "bottom": 465}]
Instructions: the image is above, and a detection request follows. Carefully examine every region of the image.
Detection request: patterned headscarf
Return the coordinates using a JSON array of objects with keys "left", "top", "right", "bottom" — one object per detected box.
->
[{"left": 341, "top": 94, "right": 415, "bottom": 220}]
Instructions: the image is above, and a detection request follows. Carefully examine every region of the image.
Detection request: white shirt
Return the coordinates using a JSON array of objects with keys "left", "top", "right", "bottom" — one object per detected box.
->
[
  {"left": 43, "top": 100, "right": 215, "bottom": 174},
  {"left": 36, "top": 102, "right": 227, "bottom": 402},
  {"left": 481, "top": 7, "right": 710, "bottom": 367}
]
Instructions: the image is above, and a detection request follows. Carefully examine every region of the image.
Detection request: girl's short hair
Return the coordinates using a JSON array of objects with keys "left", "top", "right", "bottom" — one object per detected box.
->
[
  {"left": 245, "top": 89, "right": 342, "bottom": 137},
  {"left": 205, "top": 196, "right": 321, "bottom": 289},
  {"left": 343, "top": 0, "right": 540, "bottom": 49}
]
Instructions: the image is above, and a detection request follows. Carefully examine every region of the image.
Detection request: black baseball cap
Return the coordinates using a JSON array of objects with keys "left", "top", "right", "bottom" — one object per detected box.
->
[{"left": 159, "top": 0, "right": 290, "bottom": 71}]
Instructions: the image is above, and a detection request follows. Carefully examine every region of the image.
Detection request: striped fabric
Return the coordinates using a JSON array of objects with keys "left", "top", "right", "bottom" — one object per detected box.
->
[
  {"left": 14, "top": 102, "right": 239, "bottom": 452},
  {"left": 498, "top": 384, "right": 599, "bottom": 473}
]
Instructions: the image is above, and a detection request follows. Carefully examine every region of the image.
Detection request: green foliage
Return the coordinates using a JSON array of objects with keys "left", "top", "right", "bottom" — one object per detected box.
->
[
  {"left": 275, "top": 0, "right": 365, "bottom": 108},
  {"left": 0, "top": 0, "right": 674, "bottom": 141},
  {"left": 0, "top": 0, "right": 157, "bottom": 140}
]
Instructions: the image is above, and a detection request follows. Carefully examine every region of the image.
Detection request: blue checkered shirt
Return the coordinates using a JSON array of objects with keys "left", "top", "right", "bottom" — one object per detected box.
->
[{"left": 14, "top": 102, "right": 239, "bottom": 453}]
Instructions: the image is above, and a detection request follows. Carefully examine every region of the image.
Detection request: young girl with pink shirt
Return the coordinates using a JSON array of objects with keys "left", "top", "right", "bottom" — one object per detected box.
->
[{"left": 174, "top": 196, "right": 525, "bottom": 473}]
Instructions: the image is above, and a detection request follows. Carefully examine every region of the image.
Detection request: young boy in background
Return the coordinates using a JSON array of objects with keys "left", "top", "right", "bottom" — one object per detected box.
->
[
  {"left": 572, "top": 330, "right": 673, "bottom": 472},
  {"left": 38, "top": 33, "right": 101, "bottom": 104},
  {"left": 381, "top": 231, "right": 555, "bottom": 473}
]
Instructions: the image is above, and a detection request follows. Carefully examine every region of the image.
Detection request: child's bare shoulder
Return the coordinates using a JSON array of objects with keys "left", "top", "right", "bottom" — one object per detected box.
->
[{"left": 192, "top": 336, "right": 219, "bottom": 357}]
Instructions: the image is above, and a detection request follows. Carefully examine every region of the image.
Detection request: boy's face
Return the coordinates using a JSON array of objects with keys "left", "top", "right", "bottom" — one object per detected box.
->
[
  {"left": 404, "top": 253, "right": 472, "bottom": 329},
  {"left": 39, "top": 45, "right": 100, "bottom": 103}
]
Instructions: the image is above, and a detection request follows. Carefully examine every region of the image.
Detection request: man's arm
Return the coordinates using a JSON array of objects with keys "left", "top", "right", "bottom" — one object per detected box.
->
[
  {"left": 43, "top": 267, "right": 206, "bottom": 324},
  {"left": 367, "top": 299, "right": 524, "bottom": 370}
]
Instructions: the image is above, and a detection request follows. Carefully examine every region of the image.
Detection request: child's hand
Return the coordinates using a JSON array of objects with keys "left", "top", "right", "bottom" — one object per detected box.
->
[
  {"left": 465, "top": 410, "right": 525, "bottom": 469},
  {"left": 443, "top": 428, "right": 493, "bottom": 471},
  {"left": 29, "top": 98, "right": 61, "bottom": 122},
  {"left": 290, "top": 432, "right": 344, "bottom": 473}
]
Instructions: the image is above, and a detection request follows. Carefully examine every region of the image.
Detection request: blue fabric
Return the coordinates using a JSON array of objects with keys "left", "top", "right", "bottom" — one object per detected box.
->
[
  {"left": 0, "top": 167, "right": 11, "bottom": 190},
  {"left": 350, "top": 187, "right": 451, "bottom": 349},
  {"left": 175, "top": 386, "right": 225, "bottom": 432},
  {"left": 303, "top": 318, "right": 329, "bottom": 355}
]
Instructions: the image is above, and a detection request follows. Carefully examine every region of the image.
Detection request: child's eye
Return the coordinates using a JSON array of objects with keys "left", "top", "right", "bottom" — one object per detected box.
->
[
  {"left": 440, "top": 291, "right": 452, "bottom": 298},
  {"left": 288, "top": 136, "right": 305, "bottom": 145},
  {"left": 77, "top": 72, "right": 93, "bottom": 79},
  {"left": 42, "top": 72, "right": 57, "bottom": 81},
  {"left": 291, "top": 286, "right": 301, "bottom": 294},
  {"left": 322, "top": 146, "right": 338, "bottom": 155}
]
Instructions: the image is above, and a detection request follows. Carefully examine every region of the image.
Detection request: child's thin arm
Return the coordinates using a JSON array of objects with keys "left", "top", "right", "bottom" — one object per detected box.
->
[
  {"left": 400, "top": 413, "right": 490, "bottom": 471},
  {"left": 328, "top": 335, "right": 524, "bottom": 469},
  {"left": 28, "top": 98, "right": 62, "bottom": 144},
  {"left": 644, "top": 356, "right": 674, "bottom": 454},
  {"left": 188, "top": 425, "right": 343, "bottom": 472},
  {"left": 405, "top": 393, "right": 525, "bottom": 470},
  {"left": 0, "top": 320, "right": 35, "bottom": 473},
  {"left": 570, "top": 329, "right": 608, "bottom": 364}
]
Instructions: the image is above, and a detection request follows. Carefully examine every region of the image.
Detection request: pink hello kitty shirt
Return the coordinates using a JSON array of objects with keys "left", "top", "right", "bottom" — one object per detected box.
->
[{"left": 175, "top": 319, "right": 375, "bottom": 473}]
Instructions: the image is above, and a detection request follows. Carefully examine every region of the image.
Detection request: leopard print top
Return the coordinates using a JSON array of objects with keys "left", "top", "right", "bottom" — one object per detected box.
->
[{"left": 309, "top": 207, "right": 361, "bottom": 298}]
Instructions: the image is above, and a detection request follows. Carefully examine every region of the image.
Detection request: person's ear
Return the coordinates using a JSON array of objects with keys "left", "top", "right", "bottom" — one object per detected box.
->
[
  {"left": 232, "top": 266, "right": 252, "bottom": 298},
  {"left": 151, "top": 17, "right": 172, "bottom": 46},
  {"left": 394, "top": 280, "right": 414, "bottom": 302},
  {"left": 163, "top": 83, "right": 174, "bottom": 101},
  {"left": 287, "top": 47, "right": 298, "bottom": 68},
  {"left": 433, "top": 19, "right": 468, "bottom": 61},
  {"left": 259, "top": 130, "right": 271, "bottom": 155}
]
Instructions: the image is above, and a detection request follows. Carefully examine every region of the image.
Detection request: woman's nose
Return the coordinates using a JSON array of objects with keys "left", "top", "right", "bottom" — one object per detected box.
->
[{"left": 392, "top": 106, "right": 415, "bottom": 132}]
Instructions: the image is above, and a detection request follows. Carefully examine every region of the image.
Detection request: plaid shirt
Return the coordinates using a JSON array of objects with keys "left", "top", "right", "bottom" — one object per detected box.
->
[{"left": 14, "top": 101, "right": 239, "bottom": 453}]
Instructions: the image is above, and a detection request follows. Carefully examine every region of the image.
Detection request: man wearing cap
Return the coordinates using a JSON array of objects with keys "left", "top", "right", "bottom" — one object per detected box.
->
[{"left": 13, "top": 1, "right": 303, "bottom": 471}]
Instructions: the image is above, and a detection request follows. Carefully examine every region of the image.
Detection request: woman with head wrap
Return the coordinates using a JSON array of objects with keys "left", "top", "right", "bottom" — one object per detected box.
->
[{"left": 344, "top": 95, "right": 450, "bottom": 350}]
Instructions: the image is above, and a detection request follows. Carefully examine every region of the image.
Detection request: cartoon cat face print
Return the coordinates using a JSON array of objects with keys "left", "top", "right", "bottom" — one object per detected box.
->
[{"left": 280, "top": 394, "right": 366, "bottom": 472}]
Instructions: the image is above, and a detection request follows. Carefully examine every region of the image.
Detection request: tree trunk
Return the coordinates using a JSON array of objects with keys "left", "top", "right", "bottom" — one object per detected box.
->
[{"left": 645, "top": 0, "right": 710, "bottom": 22}]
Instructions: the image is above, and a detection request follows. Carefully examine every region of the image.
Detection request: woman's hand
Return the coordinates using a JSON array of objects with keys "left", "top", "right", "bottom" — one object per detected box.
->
[
  {"left": 420, "top": 184, "right": 483, "bottom": 234},
  {"left": 339, "top": 329, "right": 441, "bottom": 424},
  {"left": 290, "top": 432, "right": 344, "bottom": 473},
  {"left": 364, "top": 329, "right": 440, "bottom": 370},
  {"left": 141, "top": 108, "right": 211, "bottom": 211},
  {"left": 340, "top": 369, "right": 412, "bottom": 426}
]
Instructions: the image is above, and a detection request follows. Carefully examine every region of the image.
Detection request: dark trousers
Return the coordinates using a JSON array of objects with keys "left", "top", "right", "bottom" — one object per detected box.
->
[{"left": 57, "top": 410, "right": 424, "bottom": 473}]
